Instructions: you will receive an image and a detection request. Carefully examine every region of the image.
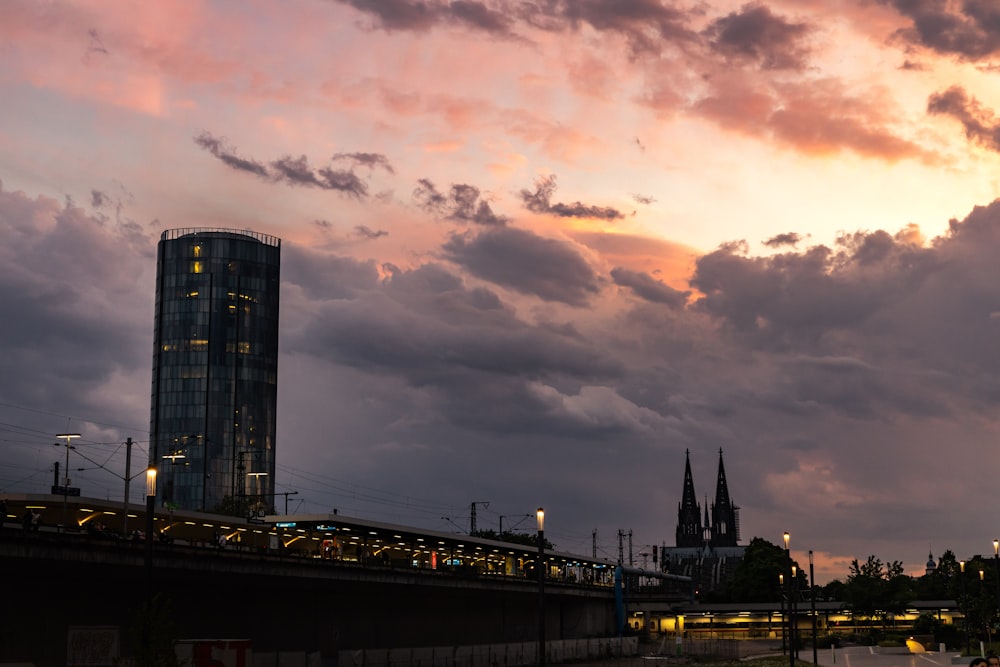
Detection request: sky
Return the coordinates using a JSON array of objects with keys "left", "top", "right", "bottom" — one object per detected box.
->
[{"left": 3, "top": 0, "right": 1000, "bottom": 585}]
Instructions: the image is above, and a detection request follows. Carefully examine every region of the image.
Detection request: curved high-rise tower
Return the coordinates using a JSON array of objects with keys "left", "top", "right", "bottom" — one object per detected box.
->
[{"left": 149, "top": 228, "right": 280, "bottom": 514}]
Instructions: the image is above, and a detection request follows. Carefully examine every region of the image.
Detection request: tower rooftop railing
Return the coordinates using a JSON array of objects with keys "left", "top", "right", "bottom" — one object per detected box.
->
[{"left": 160, "top": 228, "right": 281, "bottom": 248}]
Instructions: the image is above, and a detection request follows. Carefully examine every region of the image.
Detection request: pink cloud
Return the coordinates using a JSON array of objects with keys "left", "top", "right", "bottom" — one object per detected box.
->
[{"left": 693, "top": 74, "right": 937, "bottom": 162}]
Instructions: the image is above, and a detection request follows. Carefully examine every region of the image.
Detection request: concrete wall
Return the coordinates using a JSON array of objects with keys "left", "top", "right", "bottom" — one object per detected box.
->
[
  {"left": 338, "top": 637, "right": 639, "bottom": 667},
  {"left": 0, "top": 532, "right": 619, "bottom": 667}
]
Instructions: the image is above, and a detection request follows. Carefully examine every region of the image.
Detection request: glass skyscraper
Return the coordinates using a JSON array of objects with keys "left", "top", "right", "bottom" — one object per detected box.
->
[{"left": 149, "top": 228, "right": 280, "bottom": 514}]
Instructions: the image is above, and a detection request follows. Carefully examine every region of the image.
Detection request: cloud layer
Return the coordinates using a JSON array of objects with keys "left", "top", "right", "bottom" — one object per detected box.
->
[{"left": 4, "top": 0, "right": 1000, "bottom": 584}]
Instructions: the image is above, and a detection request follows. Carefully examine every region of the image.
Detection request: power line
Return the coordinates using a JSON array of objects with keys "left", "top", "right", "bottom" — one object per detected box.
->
[{"left": 0, "top": 401, "right": 148, "bottom": 435}]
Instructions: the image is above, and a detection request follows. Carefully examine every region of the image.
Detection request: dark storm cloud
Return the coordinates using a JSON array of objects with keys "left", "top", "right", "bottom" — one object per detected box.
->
[
  {"left": 281, "top": 245, "right": 380, "bottom": 301},
  {"left": 332, "top": 152, "right": 395, "bottom": 174},
  {"left": 193, "top": 132, "right": 270, "bottom": 178},
  {"left": 273, "top": 156, "right": 369, "bottom": 197},
  {"left": 335, "top": 0, "right": 515, "bottom": 35},
  {"left": 413, "top": 179, "right": 508, "bottom": 226},
  {"left": 704, "top": 2, "right": 813, "bottom": 70},
  {"left": 684, "top": 206, "right": 1000, "bottom": 420},
  {"left": 927, "top": 86, "right": 1000, "bottom": 152},
  {"left": 692, "top": 242, "right": 894, "bottom": 343},
  {"left": 519, "top": 175, "right": 625, "bottom": 221},
  {"left": 882, "top": 0, "right": 1000, "bottom": 60},
  {"left": 441, "top": 226, "right": 601, "bottom": 306},
  {"left": 610, "top": 267, "right": 689, "bottom": 307},
  {"left": 334, "top": 0, "right": 696, "bottom": 55},
  {"left": 355, "top": 225, "right": 388, "bottom": 239},
  {"left": 286, "top": 260, "right": 625, "bottom": 438},
  {"left": 0, "top": 184, "right": 153, "bottom": 454},
  {"left": 522, "top": 0, "right": 697, "bottom": 55},
  {"left": 270, "top": 155, "right": 329, "bottom": 188},
  {"left": 90, "top": 189, "right": 111, "bottom": 208},
  {"left": 763, "top": 232, "right": 802, "bottom": 247},
  {"left": 194, "top": 132, "right": 372, "bottom": 197}
]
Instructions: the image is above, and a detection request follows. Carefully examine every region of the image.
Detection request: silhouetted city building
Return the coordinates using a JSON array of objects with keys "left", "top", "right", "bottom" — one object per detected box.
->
[
  {"left": 663, "top": 449, "right": 745, "bottom": 594},
  {"left": 149, "top": 228, "right": 280, "bottom": 514}
]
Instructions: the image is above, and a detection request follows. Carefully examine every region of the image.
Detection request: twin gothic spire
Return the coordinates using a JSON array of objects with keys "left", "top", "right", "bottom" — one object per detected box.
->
[{"left": 675, "top": 449, "right": 740, "bottom": 548}]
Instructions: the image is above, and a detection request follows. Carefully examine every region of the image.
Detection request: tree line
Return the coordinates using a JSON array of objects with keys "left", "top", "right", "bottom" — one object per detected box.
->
[{"left": 705, "top": 537, "right": 999, "bottom": 642}]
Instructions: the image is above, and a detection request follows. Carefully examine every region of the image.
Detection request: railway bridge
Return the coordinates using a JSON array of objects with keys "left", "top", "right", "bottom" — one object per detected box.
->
[{"left": 0, "top": 494, "right": 691, "bottom": 666}]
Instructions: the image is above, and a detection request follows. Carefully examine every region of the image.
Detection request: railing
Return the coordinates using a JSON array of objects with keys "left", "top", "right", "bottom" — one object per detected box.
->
[{"left": 160, "top": 227, "right": 281, "bottom": 247}]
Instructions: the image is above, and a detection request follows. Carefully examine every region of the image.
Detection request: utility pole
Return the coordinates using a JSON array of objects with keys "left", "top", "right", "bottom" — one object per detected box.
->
[
  {"left": 592, "top": 529, "right": 597, "bottom": 559},
  {"left": 278, "top": 491, "right": 299, "bottom": 514},
  {"left": 470, "top": 501, "right": 489, "bottom": 534},
  {"left": 122, "top": 437, "right": 133, "bottom": 536}
]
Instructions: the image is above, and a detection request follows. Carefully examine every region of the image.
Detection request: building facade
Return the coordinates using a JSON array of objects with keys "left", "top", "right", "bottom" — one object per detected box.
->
[{"left": 149, "top": 228, "right": 281, "bottom": 514}]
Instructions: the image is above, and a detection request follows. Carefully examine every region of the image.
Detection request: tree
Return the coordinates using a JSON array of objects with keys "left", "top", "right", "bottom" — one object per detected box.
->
[
  {"left": 914, "top": 550, "right": 957, "bottom": 599},
  {"left": 716, "top": 537, "right": 803, "bottom": 602},
  {"left": 844, "top": 555, "right": 913, "bottom": 629}
]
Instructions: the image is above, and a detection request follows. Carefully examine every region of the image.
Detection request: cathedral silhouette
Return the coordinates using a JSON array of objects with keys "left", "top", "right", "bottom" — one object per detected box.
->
[{"left": 662, "top": 449, "right": 746, "bottom": 594}]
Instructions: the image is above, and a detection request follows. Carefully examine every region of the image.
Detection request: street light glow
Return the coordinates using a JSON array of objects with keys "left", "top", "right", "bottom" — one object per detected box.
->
[{"left": 145, "top": 467, "right": 157, "bottom": 497}]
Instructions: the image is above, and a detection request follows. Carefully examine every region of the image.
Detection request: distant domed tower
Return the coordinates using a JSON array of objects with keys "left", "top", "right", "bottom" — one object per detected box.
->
[{"left": 925, "top": 552, "right": 936, "bottom": 576}]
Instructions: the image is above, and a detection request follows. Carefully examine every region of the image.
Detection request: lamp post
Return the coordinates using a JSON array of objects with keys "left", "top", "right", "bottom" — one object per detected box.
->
[
  {"left": 537, "top": 507, "right": 545, "bottom": 667},
  {"left": 809, "top": 550, "right": 817, "bottom": 665},
  {"left": 979, "top": 569, "right": 986, "bottom": 645},
  {"left": 784, "top": 532, "right": 794, "bottom": 667},
  {"left": 993, "top": 540, "right": 1000, "bottom": 640},
  {"left": 779, "top": 573, "right": 786, "bottom": 655},
  {"left": 961, "top": 560, "right": 969, "bottom": 655},
  {"left": 55, "top": 433, "right": 81, "bottom": 533},
  {"left": 140, "top": 466, "right": 157, "bottom": 661},
  {"left": 246, "top": 471, "right": 268, "bottom": 519},
  {"left": 792, "top": 565, "right": 799, "bottom": 662},
  {"left": 145, "top": 466, "right": 157, "bottom": 590}
]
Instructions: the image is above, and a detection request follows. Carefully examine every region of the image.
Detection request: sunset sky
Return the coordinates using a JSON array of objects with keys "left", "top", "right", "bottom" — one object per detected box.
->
[{"left": 3, "top": 0, "right": 1000, "bottom": 584}]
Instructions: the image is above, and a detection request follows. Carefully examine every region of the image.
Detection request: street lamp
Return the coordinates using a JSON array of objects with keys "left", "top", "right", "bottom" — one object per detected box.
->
[
  {"left": 980, "top": 569, "right": 987, "bottom": 646},
  {"left": 792, "top": 565, "right": 799, "bottom": 662},
  {"left": 246, "top": 471, "right": 268, "bottom": 519},
  {"left": 993, "top": 540, "right": 1000, "bottom": 639},
  {"left": 779, "top": 573, "right": 786, "bottom": 655},
  {"left": 55, "top": 433, "right": 81, "bottom": 533},
  {"left": 537, "top": 507, "right": 545, "bottom": 667},
  {"left": 145, "top": 466, "right": 157, "bottom": 589},
  {"left": 809, "top": 550, "right": 817, "bottom": 665},
  {"left": 961, "top": 560, "right": 969, "bottom": 655},
  {"left": 784, "top": 532, "right": 794, "bottom": 667}
]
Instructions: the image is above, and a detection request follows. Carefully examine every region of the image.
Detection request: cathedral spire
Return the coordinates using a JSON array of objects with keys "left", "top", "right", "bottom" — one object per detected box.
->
[
  {"left": 710, "top": 448, "right": 740, "bottom": 547},
  {"left": 715, "top": 448, "right": 732, "bottom": 509},
  {"left": 675, "top": 449, "right": 703, "bottom": 547}
]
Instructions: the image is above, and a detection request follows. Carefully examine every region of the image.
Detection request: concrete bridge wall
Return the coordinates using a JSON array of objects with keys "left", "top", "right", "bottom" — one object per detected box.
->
[{"left": 0, "top": 531, "right": 618, "bottom": 667}]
